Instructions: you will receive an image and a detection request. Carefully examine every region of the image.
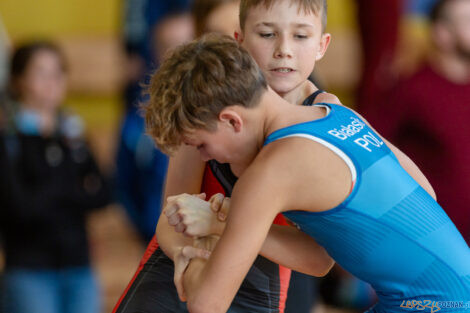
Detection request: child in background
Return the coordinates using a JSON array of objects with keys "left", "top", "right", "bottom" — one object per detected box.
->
[{"left": 0, "top": 41, "right": 110, "bottom": 313}]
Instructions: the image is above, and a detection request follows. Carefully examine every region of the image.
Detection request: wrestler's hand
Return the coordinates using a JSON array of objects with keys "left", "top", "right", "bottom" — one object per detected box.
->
[
  {"left": 173, "top": 245, "right": 211, "bottom": 302},
  {"left": 208, "top": 193, "right": 231, "bottom": 223},
  {"left": 165, "top": 193, "right": 224, "bottom": 237}
]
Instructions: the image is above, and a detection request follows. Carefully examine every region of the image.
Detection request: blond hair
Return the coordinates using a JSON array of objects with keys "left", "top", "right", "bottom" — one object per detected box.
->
[
  {"left": 144, "top": 34, "right": 267, "bottom": 155},
  {"left": 239, "top": 0, "right": 328, "bottom": 32}
]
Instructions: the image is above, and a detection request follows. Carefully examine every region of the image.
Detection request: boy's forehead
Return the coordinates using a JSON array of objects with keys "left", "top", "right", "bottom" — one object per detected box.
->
[{"left": 245, "top": 0, "right": 322, "bottom": 26}]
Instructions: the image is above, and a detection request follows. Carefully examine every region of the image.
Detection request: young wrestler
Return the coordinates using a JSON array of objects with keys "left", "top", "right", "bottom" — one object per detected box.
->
[
  {"left": 159, "top": 0, "right": 334, "bottom": 289},
  {"left": 114, "top": 1, "right": 334, "bottom": 312},
  {"left": 147, "top": 34, "right": 470, "bottom": 313}
]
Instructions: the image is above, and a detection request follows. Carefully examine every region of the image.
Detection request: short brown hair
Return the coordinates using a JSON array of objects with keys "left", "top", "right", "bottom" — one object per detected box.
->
[
  {"left": 239, "top": 0, "right": 328, "bottom": 32},
  {"left": 144, "top": 34, "right": 267, "bottom": 155}
]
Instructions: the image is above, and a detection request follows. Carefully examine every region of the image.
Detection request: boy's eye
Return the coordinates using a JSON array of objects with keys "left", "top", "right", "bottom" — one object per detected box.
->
[
  {"left": 259, "top": 32, "right": 275, "bottom": 38},
  {"left": 294, "top": 34, "right": 308, "bottom": 39},
  {"left": 197, "top": 144, "right": 205, "bottom": 150}
]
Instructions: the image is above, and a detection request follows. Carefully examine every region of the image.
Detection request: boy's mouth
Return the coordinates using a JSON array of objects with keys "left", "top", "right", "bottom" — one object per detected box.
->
[{"left": 271, "top": 67, "right": 295, "bottom": 73}]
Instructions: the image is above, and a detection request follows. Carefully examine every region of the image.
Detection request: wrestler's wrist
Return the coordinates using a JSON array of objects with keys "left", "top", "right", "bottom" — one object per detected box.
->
[{"left": 193, "top": 235, "right": 220, "bottom": 251}]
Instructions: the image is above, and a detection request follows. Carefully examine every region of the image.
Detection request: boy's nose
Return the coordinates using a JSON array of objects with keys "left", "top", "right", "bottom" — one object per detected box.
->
[{"left": 274, "top": 38, "right": 293, "bottom": 59}]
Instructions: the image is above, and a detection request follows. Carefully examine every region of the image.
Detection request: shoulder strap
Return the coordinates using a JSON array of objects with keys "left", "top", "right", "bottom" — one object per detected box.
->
[{"left": 302, "top": 90, "right": 326, "bottom": 106}]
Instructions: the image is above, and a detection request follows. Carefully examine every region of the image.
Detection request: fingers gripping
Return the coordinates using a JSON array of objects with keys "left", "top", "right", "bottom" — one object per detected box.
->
[
  {"left": 209, "top": 193, "right": 224, "bottom": 212},
  {"left": 165, "top": 193, "right": 218, "bottom": 237},
  {"left": 209, "top": 193, "right": 230, "bottom": 222}
]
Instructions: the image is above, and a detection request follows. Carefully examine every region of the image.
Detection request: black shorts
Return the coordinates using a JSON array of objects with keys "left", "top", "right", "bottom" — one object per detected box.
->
[{"left": 113, "top": 238, "right": 288, "bottom": 313}]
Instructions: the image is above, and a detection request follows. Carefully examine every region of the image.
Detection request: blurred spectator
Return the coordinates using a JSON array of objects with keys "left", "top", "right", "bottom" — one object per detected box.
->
[
  {"left": 122, "top": 0, "right": 193, "bottom": 111},
  {"left": 0, "top": 41, "right": 111, "bottom": 313},
  {"left": 192, "top": 0, "right": 240, "bottom": 37},
  {"left": 116, "top": 4, "right": 193, "bottom": 242},
  {"left": 369, "top": 0, "right": 470, "bottom": 243},
  {"left": 152, "top": 12, "right": 194, "bottom": 62}
]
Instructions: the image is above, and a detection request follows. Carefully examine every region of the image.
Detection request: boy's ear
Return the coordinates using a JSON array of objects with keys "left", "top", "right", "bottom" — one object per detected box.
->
[
  {"left": 235, "top": 30, "right": 244, "bottom": 44},
  {"left": 219, "top": 108, "right": 243, "bottom": 132},
  {"left": 316, "top": 33, "right": 331, "bottom": 61}
]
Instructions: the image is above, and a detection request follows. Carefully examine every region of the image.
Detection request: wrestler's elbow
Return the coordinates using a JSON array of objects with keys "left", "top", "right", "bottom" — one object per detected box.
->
[
  {"left": 307, "top": 253, "right": 334, "bottom": 277},
  {"left": 316, "top": 257, "right": 335, "bottom": 277}
]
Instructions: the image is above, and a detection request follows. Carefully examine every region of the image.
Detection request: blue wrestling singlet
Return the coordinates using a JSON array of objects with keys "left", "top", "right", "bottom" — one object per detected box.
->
[{"left": 264, "top": 103, "right": 470, "bottom": 312}]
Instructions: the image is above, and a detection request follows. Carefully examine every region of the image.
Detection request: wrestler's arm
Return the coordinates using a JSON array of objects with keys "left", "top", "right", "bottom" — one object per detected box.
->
[
  {"left": 156, "top": 145, "right": 206, "bottom": 260},
  {"left": 159, "top": 145, "right": 332, "bottom": 277},
  {"left": 183, "top": 159, "right": 286, "bottom": 313},
  {"left": 181, "top": 145, "right": 337, "bottom": 313},
  {"left": 260, "top": 224, "right": 333, "bottom": 276},
  {"left": 191, "top": 196, "right": 333, "bottom": 276},
  {"left": 169, "top": 196, "right": 333, "bottom": 277}
]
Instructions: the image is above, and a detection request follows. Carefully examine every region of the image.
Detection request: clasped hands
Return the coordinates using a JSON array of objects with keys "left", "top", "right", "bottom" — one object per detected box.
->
[{"left": 164, "top": 193, "right": 230, "bottom": 301}]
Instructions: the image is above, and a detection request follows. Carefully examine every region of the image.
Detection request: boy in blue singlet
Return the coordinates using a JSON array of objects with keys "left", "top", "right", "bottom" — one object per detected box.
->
[{"left": 146, "top": 34, "right": 470, "bottom": 313}]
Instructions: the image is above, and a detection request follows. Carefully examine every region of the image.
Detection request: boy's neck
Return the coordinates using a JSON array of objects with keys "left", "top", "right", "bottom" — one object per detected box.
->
[
  {"left": 259, "top": 87, "right": 327, "bottom": 141},
  {"left": 278, "top": 80, "right": 319, "bottom": 106},
  {"left": 258, "top": 89, "right": 299, "bottom": 140}
]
